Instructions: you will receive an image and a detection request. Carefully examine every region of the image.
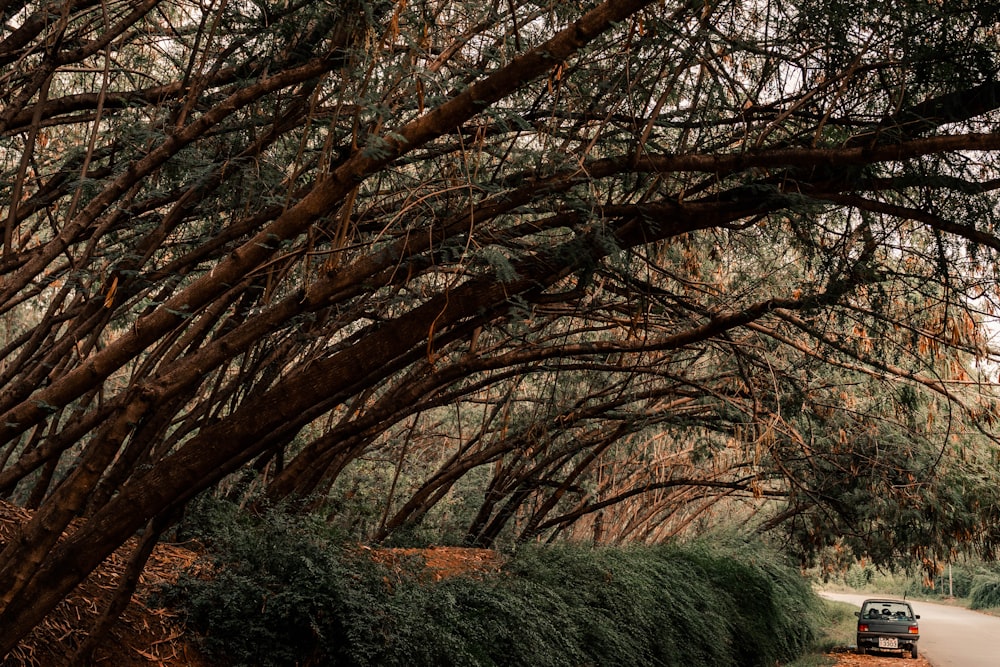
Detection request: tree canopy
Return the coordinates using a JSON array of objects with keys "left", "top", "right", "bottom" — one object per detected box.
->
[{"left": 3, "top": 0, "right": 1000, "bottom": 654}]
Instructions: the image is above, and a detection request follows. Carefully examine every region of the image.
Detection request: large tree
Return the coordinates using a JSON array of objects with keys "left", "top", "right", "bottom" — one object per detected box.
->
[{"left": 3, "top": 0, "right": 1000, "bottom": 654}]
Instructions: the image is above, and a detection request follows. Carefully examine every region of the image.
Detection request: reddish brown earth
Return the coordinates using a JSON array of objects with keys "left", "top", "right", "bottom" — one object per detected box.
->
[
  {"left": 826, "top": 648, "right": 932, "bottom": 666},
  {"left": 367, "top": 545, "right": 504, "bottom": 579},
  {"left": 0, "top": 501, "right": 209, "bottom": 667}
]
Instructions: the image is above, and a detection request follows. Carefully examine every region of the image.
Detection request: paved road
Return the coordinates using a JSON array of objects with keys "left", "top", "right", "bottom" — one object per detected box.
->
[{"left": 820, "top": 591, "right": 1000, "bottom": 666}]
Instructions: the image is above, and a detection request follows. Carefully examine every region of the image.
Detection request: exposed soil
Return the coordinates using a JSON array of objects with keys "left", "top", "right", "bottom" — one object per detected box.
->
[
  {"left": 827, "top": 647, "right": 932, "bottom": 666},
  {"left": 0, "top": 501, "right": 209, "bottom": 667},
  {"left": 367, "top": 545, "right": 504, "bottom": 580}
]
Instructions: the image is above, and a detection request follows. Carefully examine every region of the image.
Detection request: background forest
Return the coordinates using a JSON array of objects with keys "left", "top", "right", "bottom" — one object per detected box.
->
[{"left": 4, "top": 0, "right": 1000, "bottom": 661}]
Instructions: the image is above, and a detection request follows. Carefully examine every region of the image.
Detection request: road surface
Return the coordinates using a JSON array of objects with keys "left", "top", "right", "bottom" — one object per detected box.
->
[{"left": 820, "top": 591, "right": 1000, "bottom": 666}]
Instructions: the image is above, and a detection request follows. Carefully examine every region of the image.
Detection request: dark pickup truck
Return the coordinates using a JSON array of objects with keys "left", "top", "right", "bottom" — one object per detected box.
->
[{"left": 855, "top": 598, "right": 920, "bottom": 659}]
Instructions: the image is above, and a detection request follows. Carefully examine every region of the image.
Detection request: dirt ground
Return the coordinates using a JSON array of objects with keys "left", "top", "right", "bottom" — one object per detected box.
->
[
  {"left": 0, "top": 500, "right": 209, "bottom": 667},
  {"left": 367, "top": 545, "right": 505, "bottom": 579},
  {"left": 827, "top": 648, "right": 932, "bottom": 666}
]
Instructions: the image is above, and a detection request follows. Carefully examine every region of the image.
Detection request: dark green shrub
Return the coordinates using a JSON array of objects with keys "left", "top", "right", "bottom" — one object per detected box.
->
[
  {"left": 969, "top": 575, "right": 1000, "bottom": 609},
  {"left": 918, "top": 563, "right": 979, "bottom": 598},
  {"left": 948, "top": 566, "right": 977, "bottom": 598},
  {"left": 842, "top": 562, "right": 877, "bottom": 589},
  {"left": 165, "top": 501, "right": 821, "bottom": 667},
  {"left": 164, "top": 500, "right": 358, "bottom": 666}
]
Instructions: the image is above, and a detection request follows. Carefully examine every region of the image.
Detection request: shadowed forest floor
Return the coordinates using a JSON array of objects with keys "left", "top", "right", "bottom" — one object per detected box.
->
[{"left": 0, "top": 501, "right": 207, "bottom": 667}]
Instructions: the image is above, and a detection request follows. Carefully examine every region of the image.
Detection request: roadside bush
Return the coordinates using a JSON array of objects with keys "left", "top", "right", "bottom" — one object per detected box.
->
[
  {"left": 917, "top": 563, "right": 979, "bottom": 598},
  {"left": 842, "top": 562, "right": 877, "bottom": 589},
  {"left": 166, "top": 500, "right": 821, "bottom": 667},
  {"left": 826, "top": 559, "right": 993, "bottom": 600},
  {"left": 969, "top": 575, "right": 1000, "bottom": 609},
  {"left": 947, "top": 565, "right": 977, "bottom": 598}
]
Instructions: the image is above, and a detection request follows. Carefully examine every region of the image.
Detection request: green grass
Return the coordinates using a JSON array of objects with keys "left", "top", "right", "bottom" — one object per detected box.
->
[
  {"left": 969, "top": 575, "right": 1000, "bottom": 610},
  {"left": 779, "top": 598, "right": 858, "bottom": 667}
]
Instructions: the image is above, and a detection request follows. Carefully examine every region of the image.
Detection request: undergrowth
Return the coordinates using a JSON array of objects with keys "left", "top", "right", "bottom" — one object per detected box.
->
[
  {"left": 969, "top": 575, "right": 1000, "bottom": 609},
  {"left": 823, "top": 558, "right": 1000, "bottom": 603},
  {"left": 164, "top": 499, "right": 822, "bottom": 667}
]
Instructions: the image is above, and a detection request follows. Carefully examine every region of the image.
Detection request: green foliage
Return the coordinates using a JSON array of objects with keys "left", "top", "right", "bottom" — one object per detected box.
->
[
  {"left": 166, "top": 500, "right": 356, "bottom": 666},
  {"left": 911, "top": 562, "right": 990, "bottom": 599},
  {"left": 788, "top": 599, "right": 861, "bottom": 661},
  {"left": 969, "top": 575, "right": 1000, "bottom": 610},
  {"left": 167, "top": 501, "right": 822, "bottom": 667},
  {"left": 815, "top": 556, "right": 1000, "bottom": 605},
  {"left": 773, "top": 371, "right": 1000, "bottom": 570},
  {"left": 945, "top": 567, "right": 976, "bottom": 599}
]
